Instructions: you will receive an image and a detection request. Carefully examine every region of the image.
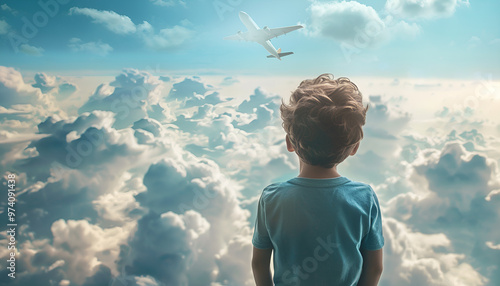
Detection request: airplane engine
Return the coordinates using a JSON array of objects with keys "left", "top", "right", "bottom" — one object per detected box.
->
[
  {"left": 263, "top": 26, "right": 270, "bottom": 32},
  {"left": 263, "top": 26, "right": 272, "bottom": 36}
]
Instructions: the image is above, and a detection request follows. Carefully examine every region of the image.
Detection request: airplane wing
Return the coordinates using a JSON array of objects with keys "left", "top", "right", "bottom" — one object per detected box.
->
[
  {"left": 267, "top": 25, "right": 303, "bottom": 39},
  {"left": 223, "top": 32, "right": 247, "bottom": 41}
]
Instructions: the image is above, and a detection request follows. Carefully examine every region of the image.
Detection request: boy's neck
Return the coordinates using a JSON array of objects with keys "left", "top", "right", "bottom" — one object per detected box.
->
[{"left": 298, "top": 161, "right": 341, "bottom": 179}]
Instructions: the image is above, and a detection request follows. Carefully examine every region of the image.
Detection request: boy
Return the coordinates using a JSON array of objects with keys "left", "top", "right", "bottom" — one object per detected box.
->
[{"left": 252, "top": 74, "right": 384, "bottom": 286}]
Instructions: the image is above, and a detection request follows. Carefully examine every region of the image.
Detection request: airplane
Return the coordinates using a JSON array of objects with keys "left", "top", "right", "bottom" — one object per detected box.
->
[{"left": 224, "top": 11, "right": 303, "bottom": 60}]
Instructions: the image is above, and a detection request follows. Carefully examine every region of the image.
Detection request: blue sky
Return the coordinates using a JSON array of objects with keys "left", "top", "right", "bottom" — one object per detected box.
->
[
  {"left": 1, "top": 0, "right": 499, "bottom": 77},
  {"left": 1, "top": 1, "right": 500, "bottom": 286}
]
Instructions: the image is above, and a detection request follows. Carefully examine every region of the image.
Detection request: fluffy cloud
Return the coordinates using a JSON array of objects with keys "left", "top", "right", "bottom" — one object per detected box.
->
[
  {"left": 6, "top": 219, "right": 132, "bottom": 286},
  {"left": 220, "top": 76, "right": 239, "bottom": 86},
  {"left": 215, "top": 235, "right": 254, "bottom": 285},
  {"left": 68, "top": 7, "right": 194, "bottom": 50},
  {"left": 167, "top": 77, "right": 225, "bottom": 107},
  {"left": 149, "top": 0, "right": 186, "bottom": 7},
  {"left": 118, "top": 210, "right": 210, "bottom": 285},
  {"left": 168, "top": 84, "right": 296, "bottom": 197},
  {"left": 1, "top": 3, "right": 17, "bottom": 15},
  {"left": 168, "top": 77, "right": 209, "bottom": 100},
  {"left": 125, "top": 116, "right": 254, "bottom": 284},
  {"left": 0, "top": 19, "right": 10, "bottom": 35},
  {"left": 233, "top": 87, "right": 280, "bottom": 132},
  {"left": 68, "top": 38, "right": 113, "bottom": 56},
  {"left": 79, "top": 68, "right": 174, "bottom": 129},
  {"left": 2, "top": 68, "right": 499, "bottom": 285},
  {"left": 0, "top": 68, "right": 265, "bottom": 285},
  {"left": 340, "top": 95, "right": 412, "bottom": 185},
  {"left": 138, "top": 21, "right": 194, "bottom": 50},
  {"left": 306, "top": 1, "right": 420, "bottom": 48},
  {"left": 381, "top": 217, "right": 487, "bottom": 286},
  {"left": 19, "top": 44, "right": 44, "bottom": 56},
  {"left": 386, "top": 0, "right": 469, "bottom": 20},
  {"left": 364, "top": 95, "right": 411, "bottom": 139},
  {"left": 387, "top": 18, "right": 421, "bottom": 39},
  {"left": 57, "top": 82, "right": 78, "bottom": 99},
  {"left": 29, "top": 72, "right": 78, "bottom": 101},
  {"left": 307, "top": 1, "right": 387, "bottom": 46},
  {"left": 69, "top": 7, "right": 137, "bottom": 34},
  {"left": 0, "top": 67, "right": 65, "bottom": 128},
  {"left": 32, "top": 73, "right": 57, "bottom": 93},
  {"left": 382, "top": 141, "right": 500, "bottom": 284}
]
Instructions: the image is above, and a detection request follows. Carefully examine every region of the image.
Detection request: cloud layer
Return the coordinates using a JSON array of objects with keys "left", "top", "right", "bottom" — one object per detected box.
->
[{"left": 0, "top": 68, "right": 499, "bottom": 285}]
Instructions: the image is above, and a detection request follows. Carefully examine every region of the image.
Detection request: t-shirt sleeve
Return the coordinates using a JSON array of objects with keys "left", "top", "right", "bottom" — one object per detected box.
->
[
  {"left": 360, "top": 187, "right": 384, "bottom": 251},
  {"left": 252, "top": 192, "right": 273, "bottom": 249}
]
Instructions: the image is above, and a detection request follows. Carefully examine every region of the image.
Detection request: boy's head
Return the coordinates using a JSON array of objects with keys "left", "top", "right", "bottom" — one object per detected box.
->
[{"left": 280, "top": 73, "right": 368, "bottom": 168}]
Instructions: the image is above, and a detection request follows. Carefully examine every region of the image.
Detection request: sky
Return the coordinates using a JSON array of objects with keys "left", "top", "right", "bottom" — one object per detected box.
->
[
  {"left": 0, "top": 0, "right": 500, "bottom": 285},
  {"left": 1, "top": 0, "right": 499, "bottom": 76}
]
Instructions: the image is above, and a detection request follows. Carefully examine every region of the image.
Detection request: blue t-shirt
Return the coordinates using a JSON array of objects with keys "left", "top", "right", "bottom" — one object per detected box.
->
[{"left": 252, "top": 176, "right": 384, "bottom": 286}]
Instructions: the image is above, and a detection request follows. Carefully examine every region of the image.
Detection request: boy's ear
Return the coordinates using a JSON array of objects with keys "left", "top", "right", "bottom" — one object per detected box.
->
[
  {"left": 285, "top": 135, "right": 295, "bottom": 152},
  {"left": 350, "top": 142, "right": 360, "bottom": 156}
]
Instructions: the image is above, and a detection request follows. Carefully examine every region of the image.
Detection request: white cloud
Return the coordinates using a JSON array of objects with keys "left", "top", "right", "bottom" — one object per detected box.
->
[
  {"left": 382, "top": 217, "right": 487, "bottom": 286},
  {"left": 1, "top": 3, "right": 17, "bottom": 15},
  {"left": 32, "top": 73, "right": 57, "bottom": 93},
  {"left": 233, "top": 88, "right": 280, "bottom": 132},
  {"left": 139, "top": 24, "right": 194, "bottom": 50},
  {"left": 8, "top": 218, "right": 133, "bottom": 285},
  {"left": 380, "top": 140, "right": 500, "bottom": 283},
  {"left": 0, "top": 19, "right": 10, "bottom": 34},
  {"left": 307, "top": 1, "right": 387, "bottom": 46},
  {"left": 220, "top": 76, "right": 239, "bottom": 86},
  {"left": 386, "top": 0, "right": 469, "bottom": 20},
  {"left": 1, "top": 4, "right": 12, "bottom": 11},
  {"left": 388, "top": 18, "right": 421, "bottom": 39},
  {"left": 27, "top": 72, "right": 79, "bottom": 104},
  {"left": 118, "top": 210, "right": 211, "bottom": 284},
  {"left": 68, "top": 38, "right": 113, "bottom": 56},
  {"left": 215, "top": 235, "right": 254, "bottom": 285},
  {"left": 49, "top": 219, "right": 131, "bottom": 283},
  {"left": 78, "top": 68, "right": 173, "bottom": 129},
  {"left": 0, "top": 69, "right": 265, "bottom": 285},
  {"left": 485, "top": 189, "right": 500, "bottom": 202},
  {"left": 69, "top": 7, "right": 137, "bottom": 34},
  {"left": 305, "top": 1, "right": 422, "bottom": 50},
  {"left": 167, "top": 76, "right": 225, "bottom": 107},
  {"left": 2, "top": 70, "right": 500, "bottom": 285},
  {"left": 365, "top": 95, "right": 412, "bottom": 138},
  {"left": 340, "top": 94, "right": 412, "bottom": 185},
  {"left": 19, "top": 44, "right": 44, "bottom": 56},
  {"left": 92, "top": 173, "right": 145, "bottom": 223},
  {"left": 0, "top": 66, "right": 65, "bottom": 126},
  {"left": 68, "top": 8, "right": 193, "bottom": 50},
  {"left": 150, "top": 0, "right": 186, "bottom": 7}
]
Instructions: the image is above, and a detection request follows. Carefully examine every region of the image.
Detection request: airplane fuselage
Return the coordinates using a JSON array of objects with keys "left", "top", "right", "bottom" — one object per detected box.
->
[
  {"left": 238, "top": 11, "right": 281, "bottom": 59},
  {"left": 224, "top": 11, "right": 302, "bottom": 60}
]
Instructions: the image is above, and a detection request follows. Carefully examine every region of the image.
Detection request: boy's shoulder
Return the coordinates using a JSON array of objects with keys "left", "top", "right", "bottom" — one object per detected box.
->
[
  {"left": 343, "top": 179, "right": 375, "bottom": 192},
  {"left": 259, "top": 181, "right": 290, "bottom": 201},
  {"left": 261, "top": 181, "right": 282, "bottom": 195},
  {"left": 260, "top": 177, "right": 376, "bottom": 201}
]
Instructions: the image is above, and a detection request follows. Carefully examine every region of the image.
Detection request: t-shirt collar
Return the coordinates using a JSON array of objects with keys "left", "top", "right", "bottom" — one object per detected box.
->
[{"left": 287, "top": 176, "right": 350, "bottom": 188}]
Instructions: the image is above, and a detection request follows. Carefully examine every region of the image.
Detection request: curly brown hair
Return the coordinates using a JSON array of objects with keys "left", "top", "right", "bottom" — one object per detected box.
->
[{"left": 280, "top": 73, "right": 368, "bottom": 168}]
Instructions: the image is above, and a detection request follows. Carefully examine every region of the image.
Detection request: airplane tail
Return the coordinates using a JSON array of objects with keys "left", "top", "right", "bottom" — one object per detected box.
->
[{"left": 267, "top": 52, "right": 294, "bottom": 59}]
